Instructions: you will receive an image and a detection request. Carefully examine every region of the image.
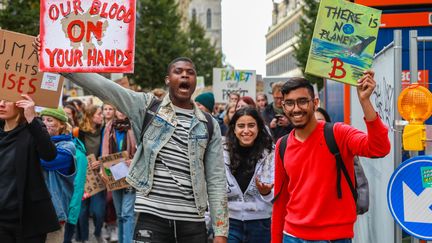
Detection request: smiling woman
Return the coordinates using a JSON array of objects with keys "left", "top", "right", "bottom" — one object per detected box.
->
[{"left": 223, "top": 107, "right": 274, "bottom": 243}]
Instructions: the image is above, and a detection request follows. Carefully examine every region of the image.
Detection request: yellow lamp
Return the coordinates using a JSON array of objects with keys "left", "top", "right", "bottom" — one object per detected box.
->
[{"left": 397, "top": 84, "right": 432, "bottom": 151}]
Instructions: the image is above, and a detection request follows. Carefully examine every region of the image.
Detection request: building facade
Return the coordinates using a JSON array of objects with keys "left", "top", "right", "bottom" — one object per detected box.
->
[
  {"left": 177, "top": 0, "right": 222, "bottom": 52},
  {"left": 265, "top": 0, "right": 303, "bottom": 77}
]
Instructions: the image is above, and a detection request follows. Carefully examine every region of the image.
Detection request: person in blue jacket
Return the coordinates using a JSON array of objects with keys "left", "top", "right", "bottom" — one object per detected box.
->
[{"left": 40, "top": 108, "right": 77, "bottom": 243}]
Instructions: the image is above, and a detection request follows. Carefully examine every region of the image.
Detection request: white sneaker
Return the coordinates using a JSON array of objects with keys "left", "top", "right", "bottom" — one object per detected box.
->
[
  {"left": 96, "top": 236, "right": 108, "bottom": 243},
  {"left": 110, "top": 226, "right": 119, "bottom": 242},
  {"left": 102, "top": 225, "right": 110, "bottom": 240}
]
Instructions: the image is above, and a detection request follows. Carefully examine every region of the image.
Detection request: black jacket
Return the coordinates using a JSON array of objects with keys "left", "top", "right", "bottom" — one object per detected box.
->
[
  {"left": 261, "top": 103, "right": 293, "bottom": 141},
  {"left": 0, "top": 118, "right": 60, "bottom": 237}
]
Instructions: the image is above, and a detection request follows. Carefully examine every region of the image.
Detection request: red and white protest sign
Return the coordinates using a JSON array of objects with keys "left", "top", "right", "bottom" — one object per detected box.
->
[
  {"left": 402, "top": 70, "right": 429, "bottom": 89},
  {"left": 39, "top": 0, "right": 136, "bottom": 73}
]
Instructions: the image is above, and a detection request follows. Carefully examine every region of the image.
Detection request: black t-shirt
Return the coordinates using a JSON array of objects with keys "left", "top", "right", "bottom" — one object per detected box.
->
[{"left": 233, "top": 146, "right": 256, "bottom": 193}]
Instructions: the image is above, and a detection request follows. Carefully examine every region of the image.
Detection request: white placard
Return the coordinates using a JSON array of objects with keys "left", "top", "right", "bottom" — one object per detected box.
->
[
  {"left": 41, "top": 73, "right": 60, "bottom": 91},
  {"left": 213, "top": 68, "right": 256, "bottom": 103}
]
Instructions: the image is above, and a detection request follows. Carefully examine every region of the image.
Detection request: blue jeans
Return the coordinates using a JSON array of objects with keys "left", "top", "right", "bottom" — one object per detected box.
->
[
  {"left": 283, "top": 234, "right": 352, "bottom": 243},
  {"left": 75, "top": 190, "right": 106, "bottom": 241},
  {"left": 63, "top": 223, "right": 75, "bottom": 243},
  {"left": 112, "top": 188, "right": 136, "bottom": 243},
  {"left": 228, "top": 218, "right": 271, "bottom": 243}
]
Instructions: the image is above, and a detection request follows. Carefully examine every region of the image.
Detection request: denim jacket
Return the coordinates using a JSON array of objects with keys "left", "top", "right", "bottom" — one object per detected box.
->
[
  {"left": 63, "top": 73, "right": 228, "bottom": 237},
  {"left": 42, "top": 136, "right": 76, "bottom": 222}
]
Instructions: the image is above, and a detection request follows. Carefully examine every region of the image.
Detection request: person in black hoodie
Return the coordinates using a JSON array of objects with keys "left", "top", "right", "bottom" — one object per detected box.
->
[{"left": 0, "top": 94, "right": 59, "bottom": 243}]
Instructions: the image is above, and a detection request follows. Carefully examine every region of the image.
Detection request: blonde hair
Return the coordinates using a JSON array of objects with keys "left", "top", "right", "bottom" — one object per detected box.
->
[
  {"left": 271, "top": 81, "right": 285, "bottom": 94},
  {"left": 79, "top": 105, "right": 101, "bottom": 133},
  {"left": 58, "top": 121, "right": 73, "bottom": 135}
]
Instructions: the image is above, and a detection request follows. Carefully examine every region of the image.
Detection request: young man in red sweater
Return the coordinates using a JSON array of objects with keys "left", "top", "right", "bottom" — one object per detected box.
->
[{"left": 271, "top": 71, "right": 390, "bottom": 243}]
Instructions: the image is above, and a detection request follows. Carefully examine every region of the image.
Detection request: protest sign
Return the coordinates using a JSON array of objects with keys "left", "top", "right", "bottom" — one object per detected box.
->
[
  {"left": 0, "top": 30, "right": 64, "bottom": 108},
  {"left": 83, "top": 154, "right": 106, "bottom": 200},
  {"left": 196, "top": 76, "right": 205, "bottom": 90},
  {"left": 39, "top": 0, "right": 136, "bottom": 73},
  {"left": 213, "top": 68, "right": 256, "bottom": 103},
  {"left": 263, "top": 77, "right": 290, "bottom": 103},
  {"left": 402, "top": 70, "right": 429, "bottom": 89},
  {"left": 305, "top": 0, "right": 381, "bottom": 85},
  {"left": 99, "top": 151, "right": 129, "bottom": 191}
]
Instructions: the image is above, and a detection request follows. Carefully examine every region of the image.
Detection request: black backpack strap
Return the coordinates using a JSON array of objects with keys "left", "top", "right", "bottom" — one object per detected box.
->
[
  {"left": 323, "top": 123, "right": 357, "bottom": 201},
  {"left": 201, "top": 112, "right": 215, "bottom": 166},
  {"left": 272, "top": 134, "right": 289, "bottom": 203},
  {"left": 139, "top": 97, "right": 162, "bottom": 144},
  {"left": 279, "top": 135, "right": 288, "bottom": 162}
]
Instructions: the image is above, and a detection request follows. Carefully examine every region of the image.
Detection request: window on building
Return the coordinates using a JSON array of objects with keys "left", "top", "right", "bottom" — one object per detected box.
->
[
  {"left": 206, "top": 9, "right": 212, "bottom": 29},
  {"left": 192, "top": 8, "right": 197, "bottom": 20}
]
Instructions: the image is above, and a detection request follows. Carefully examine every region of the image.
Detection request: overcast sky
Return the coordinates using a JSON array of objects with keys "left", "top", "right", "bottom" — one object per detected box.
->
[{"left": 221, "top": 0, "right": 273, "bottom": 76}]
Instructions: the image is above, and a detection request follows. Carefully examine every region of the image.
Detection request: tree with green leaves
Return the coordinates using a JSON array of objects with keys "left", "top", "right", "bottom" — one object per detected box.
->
[
  {"left": 293, "top": 0, "right": 323, "bottom": 89},
  {"left": 0, "top": 0, "right": 40, "bottom": 36},
  {"left": 134, "top": 0, "right": 188, "bottom": 89},
  {"left": 185, "top": 17, "right": 222, "bottom": 85}
]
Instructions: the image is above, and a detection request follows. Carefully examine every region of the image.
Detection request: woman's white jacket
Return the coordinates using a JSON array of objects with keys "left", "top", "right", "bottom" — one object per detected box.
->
[{"left": 223, "top": 147, "right": 274, "bottom": 221}]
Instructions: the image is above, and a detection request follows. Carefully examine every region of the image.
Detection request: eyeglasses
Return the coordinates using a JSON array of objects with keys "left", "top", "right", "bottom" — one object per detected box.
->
[{"left": 282, "top": 98, "right": 312, "bottom": 110}]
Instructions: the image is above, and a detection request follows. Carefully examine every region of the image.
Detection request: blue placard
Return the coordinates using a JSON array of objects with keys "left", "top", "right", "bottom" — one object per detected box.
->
[{"left": 387, "top": 155, "right": 432, "bottom": 240}]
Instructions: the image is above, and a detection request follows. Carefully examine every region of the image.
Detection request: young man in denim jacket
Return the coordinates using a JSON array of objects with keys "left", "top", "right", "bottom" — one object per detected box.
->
[{"left": 61, "top": 57, "right": 228, "bottom": 243}]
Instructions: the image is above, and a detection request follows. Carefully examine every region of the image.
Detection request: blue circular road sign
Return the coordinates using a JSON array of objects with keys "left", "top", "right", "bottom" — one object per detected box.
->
[{"left": 388, "top": 155, "right": 432, "bottom": 240}]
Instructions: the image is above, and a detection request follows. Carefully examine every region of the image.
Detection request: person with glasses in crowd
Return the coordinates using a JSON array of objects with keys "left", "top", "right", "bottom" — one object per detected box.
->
[{"left": 262, "top": 82, "right": 293, "bottom": 141}]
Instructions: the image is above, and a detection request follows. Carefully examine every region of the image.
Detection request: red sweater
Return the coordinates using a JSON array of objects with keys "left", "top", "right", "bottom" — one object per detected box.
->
[{"left": 271, "top": 117, "right": 390, "bottom": 242}]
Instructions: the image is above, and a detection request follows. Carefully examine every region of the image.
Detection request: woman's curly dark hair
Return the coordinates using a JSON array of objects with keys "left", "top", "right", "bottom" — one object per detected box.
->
[{"left": 226, "top": 107, "right": 273, "bottom": 175}]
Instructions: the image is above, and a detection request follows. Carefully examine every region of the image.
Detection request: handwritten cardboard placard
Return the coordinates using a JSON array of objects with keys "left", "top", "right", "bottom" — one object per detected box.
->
[
  {"left": 82, "top": 154, "right": 106, "bottom": 200},
  {"left": 213, "top": 68, "right": 256, "bottom": 103},
  {"left": 305, "top": 0, "right": 381, "bottom": 85},
  {"left": 0, "top": 29, "right": 64, "bottom": 107},
  {"left": 100, "top": 151, "right": 129, "bottom": 191},
  {"left": 39, "top": 0, "right": 136, "bottom": 73}
]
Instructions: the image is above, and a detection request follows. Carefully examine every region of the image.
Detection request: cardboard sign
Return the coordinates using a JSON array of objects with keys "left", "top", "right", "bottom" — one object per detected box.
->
[
  {"left": 0, "top": 30, "right": 64, "bottom": 107},
  {"left": 99, "top": 151, "right": 129, "bottom": 191},
  {"left": 213, "top": 68, "right": 256, "bottom": 103},
  {"left": 39, "top": 0, "right": 136, "bottom": 73},
  {"left": 82, "top": 154, "right": 106, "bottom": 200},
  {"left": 305, "top": 0, "right": 381, "bottom": 86},
  {"left": 263, "top": 77, "right": 290, "bottom": 103}
]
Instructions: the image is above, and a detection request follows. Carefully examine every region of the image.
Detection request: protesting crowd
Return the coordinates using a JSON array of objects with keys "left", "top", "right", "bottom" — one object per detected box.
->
[{"left": 0, "top": 48, "right": 391, "bottom": 243}]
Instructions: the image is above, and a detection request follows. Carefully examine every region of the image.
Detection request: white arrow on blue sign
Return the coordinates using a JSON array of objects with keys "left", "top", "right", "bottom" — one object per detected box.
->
[{"left": 388, "top": 155, "right": 432, "bottom": 240}]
